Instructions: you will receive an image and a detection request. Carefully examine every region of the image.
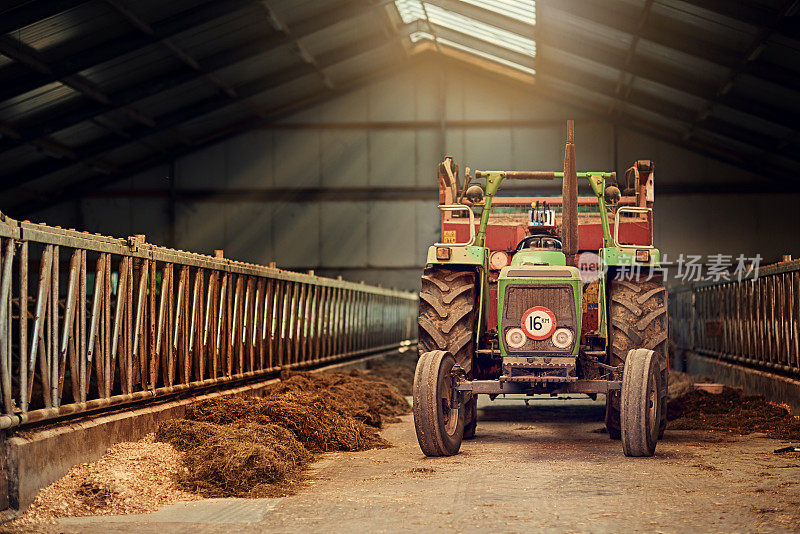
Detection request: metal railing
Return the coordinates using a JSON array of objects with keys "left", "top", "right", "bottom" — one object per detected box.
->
[
  {"left": 669, "top": 259, "right": 800, "bottom": 377},
  {"left": 0, "top": 213, "right": 417, "bottom": 429}
]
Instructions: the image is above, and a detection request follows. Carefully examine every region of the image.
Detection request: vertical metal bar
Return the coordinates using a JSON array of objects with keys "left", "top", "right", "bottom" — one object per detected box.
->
[
  {"left": 216, "top": 273, "right": 227, "bottom": 377},
  {"left": 278, "top": 282, "right": 290, "bottom": 366},
  {"left": 111, "top": 257, "right": 129, "bottom": 392},
  {"left": 189, "top": 269, "right": 202, "bottom": 380},
  {"left": 254, "top": 279, "right": 263, "bottom": 370},
  {"left": 28, "top": 246, "right": 53, "bottom": 407},
  {"left": 297, "top": 283, "right": 308, "bottom": 363},
  {"left": 75, "top": 250, "right": 89, "bottom": 402},
  {"left": 19, "top": 241, "right": 28, "bottom": 410},
  {"left": 148, "top": 260, "right": 157, "bottom": 387},
  {"left": 183, "top": 266, "right": 190, "bottom": 383},
  {"left": 291, "top": 283, "right": 302, "bottom": 364},
  {"left": 249, "top": 278, "right": 265, "bottom": 370},
  {"left": 49, "top": 246, "right": 59, "bottom": 407},
  {"left": 274, "top": 280, "right": 285, "bottom": 367},
  {"left": 133, "top": 259, "right": 149, "bottom": 390},
  {"left": 126, "top": 256, "right": 133, "bottom": 393},
  {"left": 243, "top": 277, "right": 254, "bottom": 371},
  {"left": 315, "top": 285, "right": 324, "bottom": 359},
  {"left": 205, "top": 271, "right": 217, "bottom": 378},
  {"left": 155, "top": 264, "right": 168, "bottom": 385},
  {"left": 263, "top": 278, "right": 274, "bottom": 369},
  {"left": 59, "top": 251, "right": 80, "bottom": 403},
  {"left": 165, "top": 264, "right": 174, "bottom": 385},
  {"left": 231, "top": 275, "right": 242, "bottom": 374},
  {"left": 103, "top": 253, "right": 111, "bottom": 398},
  {"left": 226, "top": 273, "right": 233, "bottom": 376},
  {"left": 0, "top": 240, "right": 14, "bottom": 414},
  {"left": 87, "top": 255, "right": 104, "bottom": 397}
]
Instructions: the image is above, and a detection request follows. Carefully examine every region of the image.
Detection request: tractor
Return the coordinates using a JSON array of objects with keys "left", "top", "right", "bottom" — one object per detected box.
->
[{"left": 413, "top": 120, "right": 668, "bottom": 457}]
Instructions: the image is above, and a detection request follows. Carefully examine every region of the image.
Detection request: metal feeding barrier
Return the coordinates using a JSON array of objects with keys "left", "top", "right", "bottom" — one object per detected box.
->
[
  {"left": 0, "top": 213, "right": 417, "bottom": 429},
  {"left": 670, "top": 259, "right": 800, "bottom": 377}
]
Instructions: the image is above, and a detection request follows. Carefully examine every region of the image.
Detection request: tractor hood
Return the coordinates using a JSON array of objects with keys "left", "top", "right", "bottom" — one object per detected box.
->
[{"left": 510, "top": 249, "right": 566, "bottom": 267}]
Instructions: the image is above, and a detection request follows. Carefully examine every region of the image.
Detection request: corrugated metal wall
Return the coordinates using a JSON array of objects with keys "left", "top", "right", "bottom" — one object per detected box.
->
[{"left": 31, "top": 61, "right": 800, "bottom": 291}]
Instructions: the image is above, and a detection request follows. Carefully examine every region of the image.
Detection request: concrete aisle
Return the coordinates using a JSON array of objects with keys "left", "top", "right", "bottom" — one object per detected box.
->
[{"left": 59, "top": 396, "right": 800, "bottom": 533}]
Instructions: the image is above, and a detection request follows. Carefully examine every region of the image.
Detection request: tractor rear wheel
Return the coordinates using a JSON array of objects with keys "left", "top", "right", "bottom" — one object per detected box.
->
[
  {"left": 606, "top": 277, "right": 668, "bottom": 440},
  {"left": 418, "top": 267, "right": 478, "bottom": 438},
  {"left": 621, "top": 348, "right": 662, "bottom": 457},
  {"left": 413, "top": 350, "right": 464, "bottom": 456}
]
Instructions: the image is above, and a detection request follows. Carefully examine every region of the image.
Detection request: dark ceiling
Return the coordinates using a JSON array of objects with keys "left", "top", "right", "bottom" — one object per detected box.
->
[{"left": 0, "top": 0, "right": 798, "bottom": 216}]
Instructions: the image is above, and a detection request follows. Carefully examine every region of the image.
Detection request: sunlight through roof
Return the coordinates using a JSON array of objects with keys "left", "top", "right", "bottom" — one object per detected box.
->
[{"left": 395, "top": 0, "right": 536, "bottom": 76}]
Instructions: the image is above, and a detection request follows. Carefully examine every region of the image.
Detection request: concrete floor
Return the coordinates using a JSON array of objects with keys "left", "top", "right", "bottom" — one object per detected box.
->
[{"left": 59, "top": 395, "right": 800, "bottom": 533}]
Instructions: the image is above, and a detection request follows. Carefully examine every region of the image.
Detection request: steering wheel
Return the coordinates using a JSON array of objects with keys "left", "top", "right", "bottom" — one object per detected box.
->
[{"left": 515, "top": 235, "right": 563, "bottom": 252}]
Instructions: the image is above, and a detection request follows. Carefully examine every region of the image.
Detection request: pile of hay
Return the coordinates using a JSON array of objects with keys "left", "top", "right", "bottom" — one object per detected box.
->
[
  {"left": 263, "top": 370, "right": 410, "bottom": 427},
  {"left": 183, "top": 391, "right": 388, "bottom": 452},
  {"left": 365, "top": 352, "right": 417, "bottom": 396},
  {"left": 156, "top": 368, "right": 412, "bottom": 497},
  {"left": 668, "top": 386, "right": 800, "bottom": 440},
  {"left": 156, "top": 420, "right": 310, "bottom": 498}
]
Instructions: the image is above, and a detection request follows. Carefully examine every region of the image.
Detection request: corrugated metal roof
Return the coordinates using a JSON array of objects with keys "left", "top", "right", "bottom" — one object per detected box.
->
[{"left": 0, "top": 0, "right": 798, "bottom": 214}]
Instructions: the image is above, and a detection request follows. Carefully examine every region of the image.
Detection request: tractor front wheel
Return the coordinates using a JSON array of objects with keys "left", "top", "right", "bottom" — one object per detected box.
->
[
  {"left": 606, "top": 277, "right": 669, "bottom": 440},
  {"left": 621, "top": 348, "right": 662, "bottom": 457},
  {"left": 413, "top": 350, "right": 464, "bottom": 457}
]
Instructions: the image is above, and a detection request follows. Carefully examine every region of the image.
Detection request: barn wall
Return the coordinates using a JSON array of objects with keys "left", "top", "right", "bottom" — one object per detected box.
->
[{"left": 29, "top": 61, "right": 800, "bottom": 291}]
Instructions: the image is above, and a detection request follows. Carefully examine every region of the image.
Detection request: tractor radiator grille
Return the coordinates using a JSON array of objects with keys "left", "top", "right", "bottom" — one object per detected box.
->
[{"left": 502, "top": 284, "right": 577, "bottom": 354}]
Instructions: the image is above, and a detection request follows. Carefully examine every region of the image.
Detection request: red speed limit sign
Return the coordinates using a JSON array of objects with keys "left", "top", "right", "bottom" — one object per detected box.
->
[{"left": 521, "top": 306, "right": 557, "bottom": 340}]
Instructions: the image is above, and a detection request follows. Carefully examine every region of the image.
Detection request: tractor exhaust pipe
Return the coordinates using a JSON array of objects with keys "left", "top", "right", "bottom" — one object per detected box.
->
[{"left": 562, "top": 120, "right": 578, "bottom": 267}]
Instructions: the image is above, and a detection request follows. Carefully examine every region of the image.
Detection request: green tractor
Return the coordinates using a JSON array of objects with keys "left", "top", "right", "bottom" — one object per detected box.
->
[{"left": 413, "top": 121, "right": 668, "bottom": 457}]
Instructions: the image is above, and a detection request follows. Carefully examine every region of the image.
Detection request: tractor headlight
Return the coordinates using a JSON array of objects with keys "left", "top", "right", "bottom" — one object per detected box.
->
[
  {"left": 489, "top": 251, "right": 509, "bottom": 270},
  {"left": 552, "top": 328, "right": 573, "bottom": 349},
  {"left": 505, "top": 328, "right": 526, "bottom": 349}
]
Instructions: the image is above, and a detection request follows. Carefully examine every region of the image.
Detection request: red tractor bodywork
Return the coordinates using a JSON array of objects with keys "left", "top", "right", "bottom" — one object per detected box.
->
[{"left": 436, "top": 160, "right": 656, "bottom": 338}]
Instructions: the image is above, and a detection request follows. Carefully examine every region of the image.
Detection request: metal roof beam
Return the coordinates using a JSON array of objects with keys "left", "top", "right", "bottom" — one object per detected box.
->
[
  {"left": 10, "top": 58, "right": 412, "bottom": 214},
  {"left": 687, "top": 0, "right": 800, "bottom": 147},
  {"left": 535, "top": 76, "right": 800, "bottom": 184},
  {"left": 539, "top": 58, "right": 799, "bottom": 163},
  {"left": 671, "top": 0, "right": 800, "bottom": 40},
  {"left": 416, "top": 49, "right": 799, "bottom": 183},
  {"left": 1, "top": 28, "right": 412, "bottom": 191},
  {"left": 0, "top": 0, "right": 89, "bottom": 35},
  {"left": 0, "top": 34, "right": 157, "bottom": 129},
  {"left": 0, "top": 0, "right": 390, "bottom": 156},
  {"left": 608, "top": 0, "right": 654, "bottom": 115},
  {"left": 536, "top": 27, "right": 800, "bottom": 134},
  {"left": 103, "top": 0, "right": 245, "bottom": 103},
  {"left": 261, "top": 0, "right": 334, "bottom": 89},
  {"left": 539, "top": 0, "right": 799, "bottom": 94},
  {"left": 0, "top": 0, "right": 253, "bottom": 104}
]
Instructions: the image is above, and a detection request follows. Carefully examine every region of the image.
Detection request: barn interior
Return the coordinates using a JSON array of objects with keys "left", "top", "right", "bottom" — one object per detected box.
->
[{"left": 1, "top": 0, "right": 799, "bottom": 531}]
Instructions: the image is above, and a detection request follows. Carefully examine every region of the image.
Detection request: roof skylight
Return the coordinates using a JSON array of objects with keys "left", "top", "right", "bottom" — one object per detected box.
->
[{"left": 394, "top": 0, "right": 536, "bottom": 76}]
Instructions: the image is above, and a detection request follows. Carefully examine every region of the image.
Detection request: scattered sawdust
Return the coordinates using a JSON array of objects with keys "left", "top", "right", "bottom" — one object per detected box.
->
[
  {"left": 11, "top": 357, "right": 416, "bottom": 526},
  {"left": 10, "top": 434, "right": 200, "bottom": 527},
  {"left": 668, "top": 386, "right": 800, "bottom": 440}
]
